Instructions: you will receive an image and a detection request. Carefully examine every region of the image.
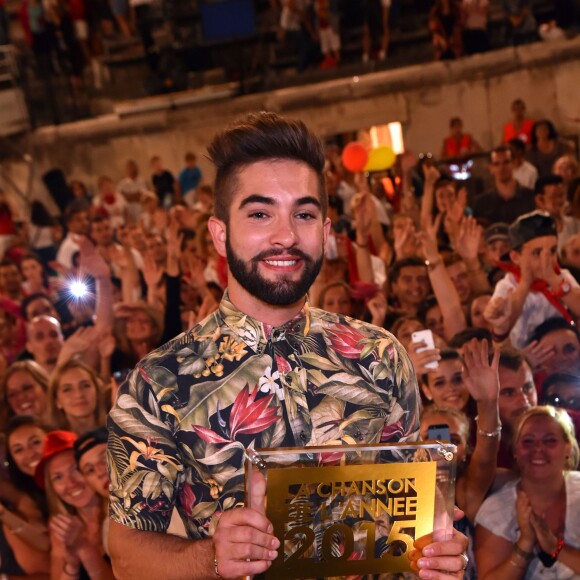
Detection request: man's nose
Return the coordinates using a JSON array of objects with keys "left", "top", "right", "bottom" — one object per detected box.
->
[{"left": 270, "top": 219, "right": 297, "bottom": 247}]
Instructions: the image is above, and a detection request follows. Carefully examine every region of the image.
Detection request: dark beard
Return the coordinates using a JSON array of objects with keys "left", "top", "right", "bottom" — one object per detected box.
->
[{"left": 226, "top": 237, "right": 323, "bottom": 306}]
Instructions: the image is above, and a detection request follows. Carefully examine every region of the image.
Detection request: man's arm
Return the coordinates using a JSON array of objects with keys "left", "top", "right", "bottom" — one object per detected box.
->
[
  {"left": 110, "top": 471, "right": 278, "bottom": 579},
  {"left": 109, "top": 522, "right": 214, "bottom": 580}
]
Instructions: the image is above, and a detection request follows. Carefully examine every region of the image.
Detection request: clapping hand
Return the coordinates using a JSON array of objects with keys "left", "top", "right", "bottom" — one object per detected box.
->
[
  {"left": 50, "top": 514, "right": 86, "bottom": 551},
  {"left": 515, "top": 489, "right": 536, "bottom": 550},
  {"left": 530, "top": 512, "right": 558, "bottom": 555},
  {"left": 462, "top": 339, "right": 500, "bottom": 403}
]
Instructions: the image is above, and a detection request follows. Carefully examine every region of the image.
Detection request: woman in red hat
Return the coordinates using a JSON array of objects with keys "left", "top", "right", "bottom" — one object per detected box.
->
[{"left": 35, "top": 431, "right": 113, "bottom": 580}]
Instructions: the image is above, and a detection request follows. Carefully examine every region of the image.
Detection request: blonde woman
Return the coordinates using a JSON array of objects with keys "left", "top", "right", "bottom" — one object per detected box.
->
[
  {"left": 48, "top": 361, "right": 108, "bottom": 436},
  {"left": 476, "top": 406, "right": 580, "bottom": 578}
]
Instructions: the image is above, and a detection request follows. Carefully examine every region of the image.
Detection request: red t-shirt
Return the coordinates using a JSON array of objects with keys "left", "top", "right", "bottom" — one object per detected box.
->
[
  {"left": 443, "top": 134, "right": 474, "bottom": 158},
  {"left": 503, "top": 118, "right": 534, "bottom": 145}
]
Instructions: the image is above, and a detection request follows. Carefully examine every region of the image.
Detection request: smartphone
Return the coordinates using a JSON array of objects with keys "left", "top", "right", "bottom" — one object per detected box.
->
[
  {"left": 428, "top": 423, "right": 451, "bottom": 442},
  {"left": 411, "top": 329, "right": 438, "bottom": 369}
]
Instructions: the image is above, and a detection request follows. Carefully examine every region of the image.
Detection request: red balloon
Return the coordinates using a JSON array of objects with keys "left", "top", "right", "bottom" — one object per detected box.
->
[{"left": 341, "top": 142, "right": 369, "bottom": 173}]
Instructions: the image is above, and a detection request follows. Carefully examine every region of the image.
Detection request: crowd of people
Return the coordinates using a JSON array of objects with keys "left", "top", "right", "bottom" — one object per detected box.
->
[
  {"left": 1, "top": 0, "right": 576, "bottom": 106},
  {"left": 0, "top": 99, "right": 578, "bottom": 578}
]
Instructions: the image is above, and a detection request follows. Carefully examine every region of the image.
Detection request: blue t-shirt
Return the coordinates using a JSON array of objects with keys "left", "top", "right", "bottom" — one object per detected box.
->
[{"left": 178, "top": 166, "right": 202, "bottom": 195}]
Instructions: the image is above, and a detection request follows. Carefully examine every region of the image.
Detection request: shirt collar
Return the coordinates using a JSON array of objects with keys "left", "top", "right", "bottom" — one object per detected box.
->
[{"left": 218, "top": 290, "right": 312, "bottom": 353}]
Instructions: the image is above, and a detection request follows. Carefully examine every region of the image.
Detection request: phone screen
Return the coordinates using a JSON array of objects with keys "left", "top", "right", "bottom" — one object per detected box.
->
[{"left": 427, "top": 423, "right": 451, "bottom": 442}]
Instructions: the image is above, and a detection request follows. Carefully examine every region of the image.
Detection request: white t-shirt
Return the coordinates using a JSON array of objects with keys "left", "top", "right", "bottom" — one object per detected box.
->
[
  {"left": 92, "top": 194, "right": 128, "bottom": 231},
  {"left": 475, "top": 472, "right": 580, "bottom": 580},
  {"left": 513, "top": 161, "right": 538, "bottom": 190},
  {"left": 56, "top": 234, "right": 80, "bottom": 269},
  {"left": 492, "top": 269, "right": 579, "bottom": 349}
]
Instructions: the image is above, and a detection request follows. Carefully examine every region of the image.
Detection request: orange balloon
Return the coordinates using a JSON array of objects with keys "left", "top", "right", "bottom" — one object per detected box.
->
[{"left": 341, "top": 142, "right": 369, "bottom": 173}]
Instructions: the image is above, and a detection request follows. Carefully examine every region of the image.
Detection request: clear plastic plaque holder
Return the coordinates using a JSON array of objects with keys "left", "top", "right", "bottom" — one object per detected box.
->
[{"left": 245, "top": 441, "right": 456, "bottom": 580}]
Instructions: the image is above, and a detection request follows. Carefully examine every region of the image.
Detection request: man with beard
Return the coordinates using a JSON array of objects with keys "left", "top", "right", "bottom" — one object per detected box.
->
[{"left": 107, "top": 112, "right": 469, "bottom": 579}]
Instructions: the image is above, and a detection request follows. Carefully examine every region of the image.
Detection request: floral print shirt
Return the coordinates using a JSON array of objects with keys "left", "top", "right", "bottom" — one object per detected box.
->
[{"left": 107, "top": 293, "right": 420, "bottom": 537}]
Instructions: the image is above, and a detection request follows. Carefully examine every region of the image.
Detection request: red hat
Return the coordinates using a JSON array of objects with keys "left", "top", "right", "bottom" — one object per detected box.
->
[{"left": 34, "top": 430, "right": 78, "bottom": 489}]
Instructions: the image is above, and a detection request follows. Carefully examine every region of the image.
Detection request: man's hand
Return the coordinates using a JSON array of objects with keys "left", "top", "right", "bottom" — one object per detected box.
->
[
  {"left": 212, "top": 472, "right": 279, "bottom": 578},
  {"left": 409, "top": 516, "right": 469, "bottom": 579}
]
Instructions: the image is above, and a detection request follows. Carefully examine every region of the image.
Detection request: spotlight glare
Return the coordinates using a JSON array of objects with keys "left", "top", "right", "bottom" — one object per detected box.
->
[{"left": 70, "top": 280, "right": 88, "bottom": 299}]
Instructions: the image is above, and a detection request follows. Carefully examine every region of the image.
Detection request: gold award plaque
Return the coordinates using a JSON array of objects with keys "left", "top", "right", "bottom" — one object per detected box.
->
[{"left": 265, "top": 461, "right": 437, "bottom": 579}]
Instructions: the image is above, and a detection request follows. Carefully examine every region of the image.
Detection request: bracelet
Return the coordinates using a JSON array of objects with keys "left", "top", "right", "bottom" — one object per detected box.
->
[
  {"left": 475, "top": 416, "right": 502, "bottom": 438},
  {"left": 512, "top": 542, "right": 534, "bottom": 561},
  {"left": 551, "top": 537, "right": 565, "bottom": 559},
  {"left": 355, "top": 241, "right": 369, "bottom": 249},
  {"left": 538, "top": 537, "right": 565, "bottom": 568},
  {"left": 425, "top": 257, "right": 443, "bottom": 271}
]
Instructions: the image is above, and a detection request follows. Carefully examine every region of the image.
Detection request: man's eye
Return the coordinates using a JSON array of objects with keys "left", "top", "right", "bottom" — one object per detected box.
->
[
  {"left": 296, "top": 212, "right": 315, "bottom": 220},
  {"left": 500, "top": 389, "right": 514, "bottom": 397},
  {"left": 249, "top": 212, "right": 267, "bottom": 219}
]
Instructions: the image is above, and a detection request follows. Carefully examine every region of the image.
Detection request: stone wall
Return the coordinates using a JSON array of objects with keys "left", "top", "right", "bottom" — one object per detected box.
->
[{"left": 3, "top": 37, "right": 580, "bottom": 215}]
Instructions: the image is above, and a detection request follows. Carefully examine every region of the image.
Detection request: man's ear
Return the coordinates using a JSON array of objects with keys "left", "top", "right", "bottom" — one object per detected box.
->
[
  {"left": 509, "top": 249, "right": 521, "bottom": 265},
  {"left": 323, "top": 217, "right": 332, "bottom": 247},
  {"left": 535, "top": 194, "right": 544, "bottom": 209},
  {"left": 207, "top": 217, "right": 227, "bottom": 258}
]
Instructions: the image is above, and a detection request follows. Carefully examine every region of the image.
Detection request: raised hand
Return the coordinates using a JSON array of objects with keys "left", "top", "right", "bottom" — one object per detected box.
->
[
  {"left": 422, "top": 164, "right": 441, "bottom": 184},
  {"left": 142, "top": 253, "right": 164, "bottom": 290},
  {"left": 455, "top": 216, "right": 483, "bottom": 263},
  {"left": 462, "top": 339, "right": 500, "bottom": 403},
  {"left": 97, "top": 333, "right": 116, "bottom": 359},
  {"left": 393, "top": 219, "right": 417, "bottom": 260},
  {"left": 212, "top": 471, "right": 279, "bottom": 578},
  {"left": 416, "top": 213, "right": 443, "bottom": 263},
  {"left": 483, "top": 294, "right": 512, "bottom": 336},
  {"left": 77, "top": 236, "right": 111, "bottom": 279},
  {"left": 352, "top": 192, "right": 375, "bottom": 244}
]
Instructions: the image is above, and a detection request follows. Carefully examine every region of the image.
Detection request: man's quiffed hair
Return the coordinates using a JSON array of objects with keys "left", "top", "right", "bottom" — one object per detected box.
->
[{"left": 207, "top": 112, "right": 327, "bottom": 222}]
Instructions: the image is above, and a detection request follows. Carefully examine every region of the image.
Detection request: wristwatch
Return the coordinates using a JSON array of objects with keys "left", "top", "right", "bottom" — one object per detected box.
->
[
  {"left": 425, "top": 256, "right": 443, "bottom": 271},
  {"left": 552, "top": 278, "right": 572, "bottom": 299}
]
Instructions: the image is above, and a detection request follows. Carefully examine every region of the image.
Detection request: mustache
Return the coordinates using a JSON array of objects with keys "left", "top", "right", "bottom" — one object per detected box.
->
[{"left": 252, "top": 248, "right": 311, "bottom": 262}]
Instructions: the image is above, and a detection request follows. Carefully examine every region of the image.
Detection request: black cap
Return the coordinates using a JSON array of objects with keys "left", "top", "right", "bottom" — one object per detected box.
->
[
  {"left": 534, "top": 174, "right": 563, "bottom": 195},
  {"left": 509, "top": 210, "right": 557, "bottom": 250},
  {"left": 484, "top": 223, "right": 510, "bottom": 244},
  {"left": 74, "top": 427, "right": 108, "bottom": 464}
]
